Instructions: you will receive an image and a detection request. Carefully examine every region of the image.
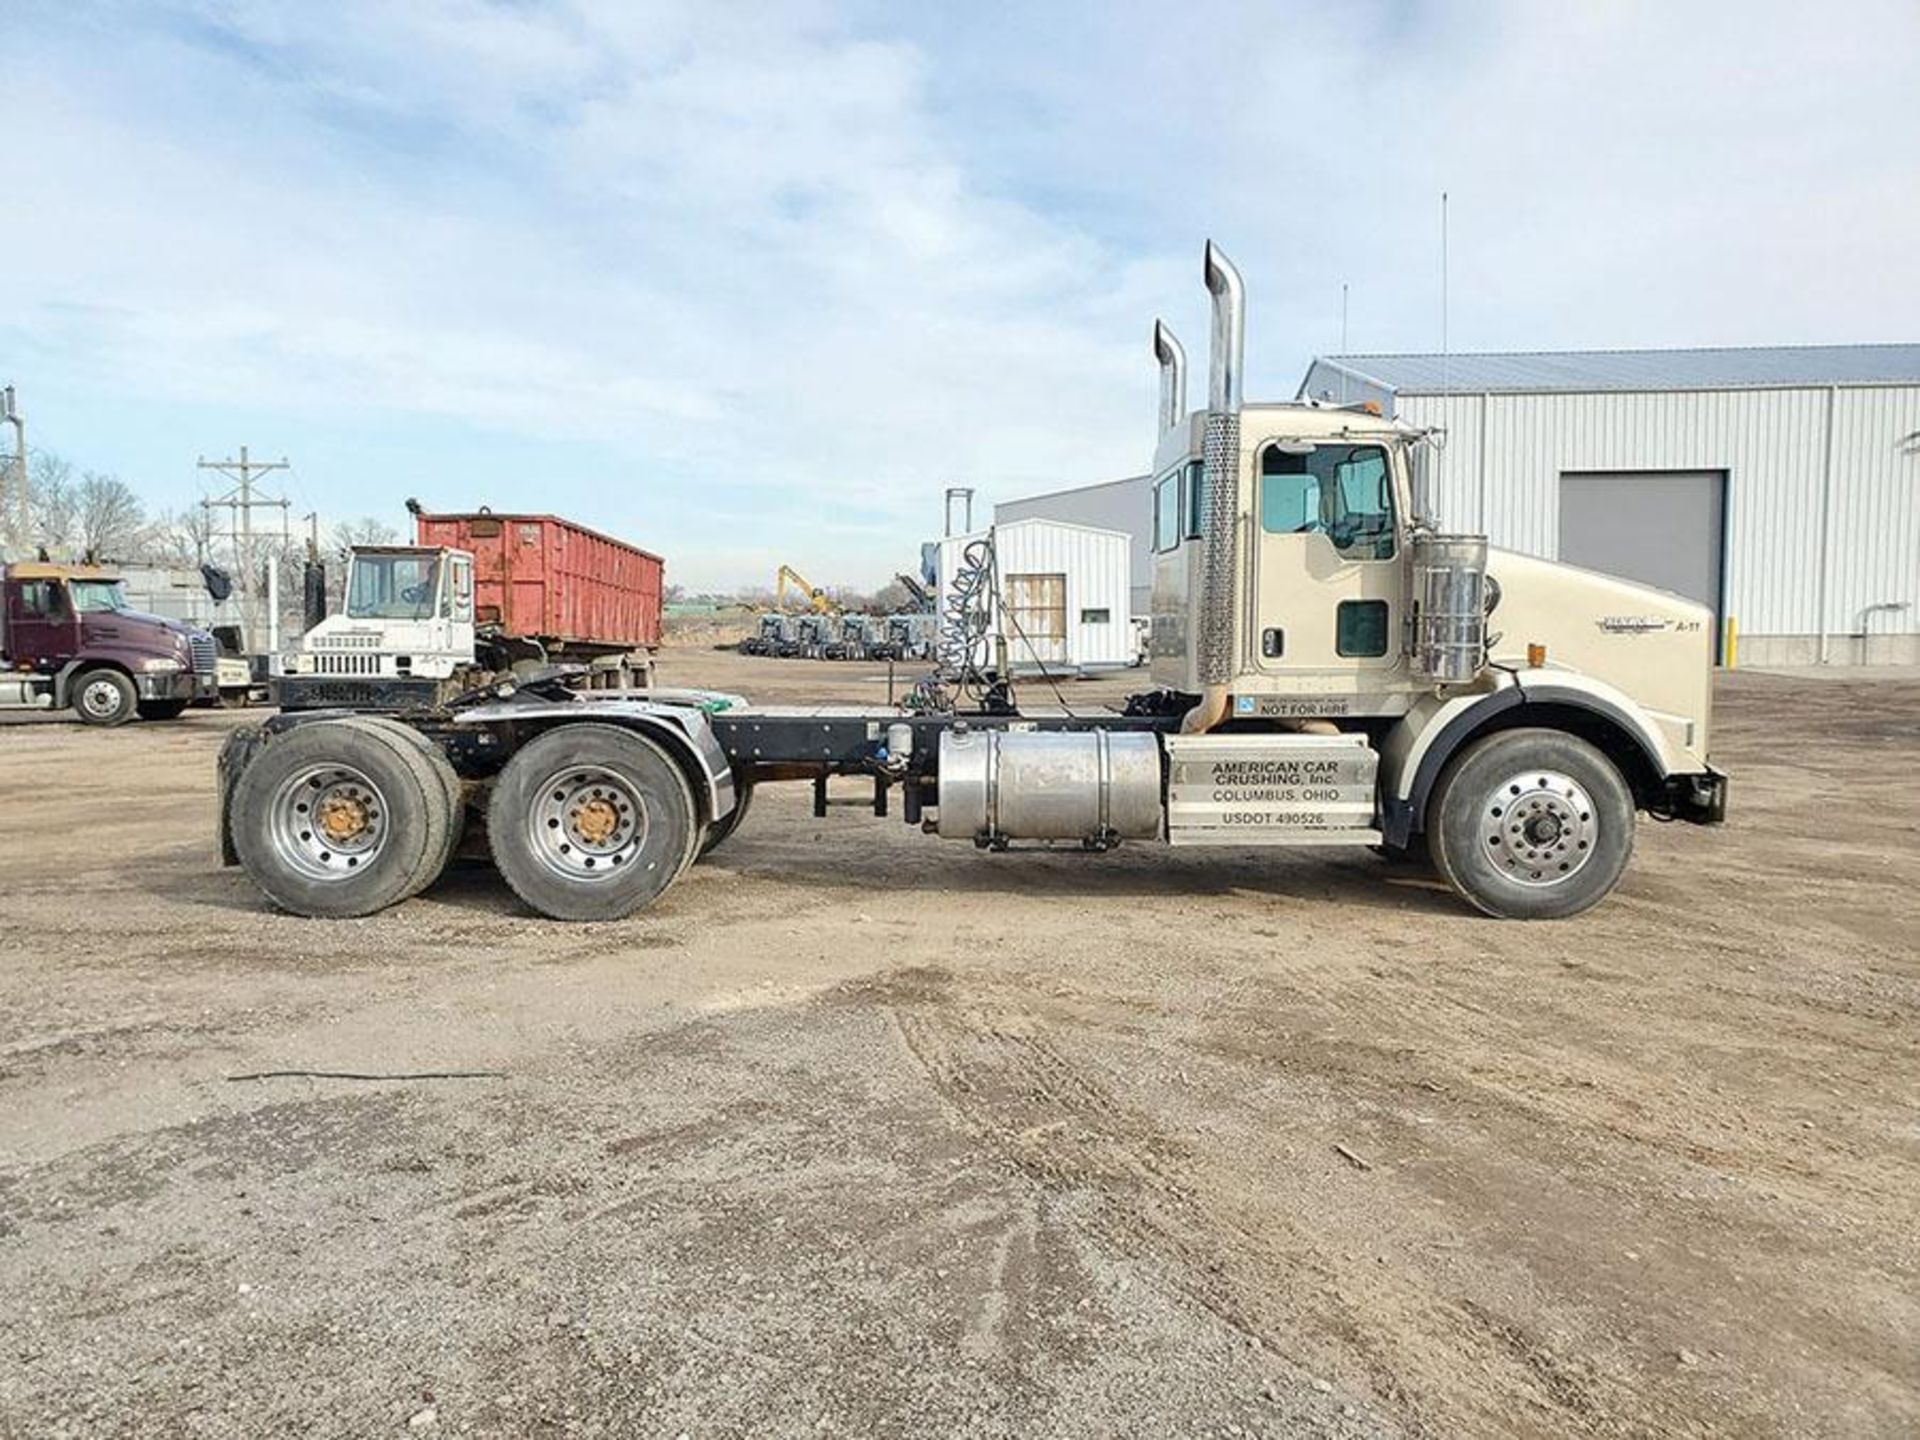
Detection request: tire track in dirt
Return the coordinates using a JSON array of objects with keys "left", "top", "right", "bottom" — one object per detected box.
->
[{"left": 880, "top": 981, "right": 1635, "bottom": 1437}]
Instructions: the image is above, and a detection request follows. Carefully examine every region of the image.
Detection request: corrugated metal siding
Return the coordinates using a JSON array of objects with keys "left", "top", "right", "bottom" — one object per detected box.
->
[
  {"left": 1392, "top": 386, "right": 1920, "bottom": 637},
  {"left": 938, "top": 519, "right": 1134, "bottom": 669},
  {"left": 995, "top": 475, "right": 1154, "bottom": 611}
]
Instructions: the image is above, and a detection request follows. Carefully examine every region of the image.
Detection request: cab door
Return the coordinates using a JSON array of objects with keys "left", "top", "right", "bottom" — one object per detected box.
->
[
  {"left": 1250, "top": 440, "right": 1404, "bottom": 678},
  {"left": 6, "top": 579, "right": 80, "bottom": 668}
]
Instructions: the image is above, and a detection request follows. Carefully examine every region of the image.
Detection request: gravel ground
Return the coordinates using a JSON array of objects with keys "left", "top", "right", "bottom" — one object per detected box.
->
[{"left": 1, "top": 652, "right": 1916, "bottom": 1437}]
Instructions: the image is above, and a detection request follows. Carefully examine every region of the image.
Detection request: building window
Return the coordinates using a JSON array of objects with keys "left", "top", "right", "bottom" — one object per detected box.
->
[{"left": 1080, "top": 608, "right": 1111, "bottom": 625}]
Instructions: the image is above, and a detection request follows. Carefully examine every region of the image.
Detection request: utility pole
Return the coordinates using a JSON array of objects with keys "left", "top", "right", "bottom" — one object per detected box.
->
[
  {"left": 199, "top": 445, "right": 290, "bottom": 655},
  {"left": 1, "top": 385, "right": 25, "bottom": 549}
]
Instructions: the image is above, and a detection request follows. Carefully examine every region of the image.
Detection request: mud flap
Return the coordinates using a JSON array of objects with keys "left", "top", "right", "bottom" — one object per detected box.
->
[{"left": 216, "top": 725, "right": 268, "bottom": 866}]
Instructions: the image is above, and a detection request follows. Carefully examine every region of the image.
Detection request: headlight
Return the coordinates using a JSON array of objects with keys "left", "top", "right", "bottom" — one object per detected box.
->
[
  {"left": 140, "top": 657, "right": 183, "bottom": 673},
  {"left": 285, "top": 653, "right": 314, "bottom": 674}
]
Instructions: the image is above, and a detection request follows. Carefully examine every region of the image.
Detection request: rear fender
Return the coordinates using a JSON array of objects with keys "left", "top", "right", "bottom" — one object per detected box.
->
[{"left": 454, "top": 700, "right": 736, "bottom": 826}]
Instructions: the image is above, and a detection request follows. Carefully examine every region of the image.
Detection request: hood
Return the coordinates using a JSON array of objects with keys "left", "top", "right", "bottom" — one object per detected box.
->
[
  {"left": 1485, "top": 546, "right": 1715, "bottom": 767},
  {"left": 83, "top": 608, "right": 200, "bottom": 648}
]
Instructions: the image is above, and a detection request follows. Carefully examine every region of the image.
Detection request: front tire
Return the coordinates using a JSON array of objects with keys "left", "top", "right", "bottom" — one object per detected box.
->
[
  {"left": 72, "top": 670, "right": 137, "bottom": 727},
  {"left": 1428, "top": 728, "right": 1635, "bottom": 920},
  {"left": 487, "top": 724, "right": 696, "bottom": 921},
  {"left": 137, "top": 699, "right": 190, "bottom": 722}
]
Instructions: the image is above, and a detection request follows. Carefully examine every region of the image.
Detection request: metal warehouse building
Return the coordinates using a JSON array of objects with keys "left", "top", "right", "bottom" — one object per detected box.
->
[
  {"left": 939, "top": 517, "right": 1135, "bottom": 673},
  {"left": 995, "top": 475, "right": 1153, "bottom": 616},
  {"left": 1300, "top": 345, "right": 1920, "bottom": 666}
]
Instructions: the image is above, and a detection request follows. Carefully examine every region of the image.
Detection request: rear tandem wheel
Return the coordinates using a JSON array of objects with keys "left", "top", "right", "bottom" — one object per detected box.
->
[
  {"left": 229, "top": 718, "right": 455, "bottom": 918},
  {"left": 486, "top": 724, "right": 698, "bottom": 922}
]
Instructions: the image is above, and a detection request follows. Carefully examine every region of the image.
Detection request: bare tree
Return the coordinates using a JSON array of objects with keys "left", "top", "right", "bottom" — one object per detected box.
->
[
  {"left": 74, "top": 471, "right": 148, "bottom": 561},
  {"left": 25, "top": 452, "right": 78, "bottom": 556},
  {"left": 143, "top": 505, "right": 221, "bottom": 568},
  {"left": 329, "top": 516, "right": 399, "bottom": 554},
  {"left": 870, "top": 579, "right": 914, "bottom": 614}
]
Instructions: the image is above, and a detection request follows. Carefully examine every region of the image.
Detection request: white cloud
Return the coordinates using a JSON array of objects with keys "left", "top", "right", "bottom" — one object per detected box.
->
[{"left": 5, "top": 0, "right": 1917, "bottom": 588}]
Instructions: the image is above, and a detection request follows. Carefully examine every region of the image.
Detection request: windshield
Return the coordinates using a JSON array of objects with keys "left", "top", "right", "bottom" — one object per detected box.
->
[
  {"left": 346, "top": 553, "right": 442, "bottom": 620},
  {"left": 69, "top": 579, "right": 130, "bottom": 614}
]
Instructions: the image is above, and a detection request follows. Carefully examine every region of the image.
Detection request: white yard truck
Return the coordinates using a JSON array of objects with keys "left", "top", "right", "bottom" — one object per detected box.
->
[
  {"left": 277, "top": 545, "right": 483, "bottom": 710},
  {"left": 218, "top": 243, "right": 1724, "bottom": 922}
]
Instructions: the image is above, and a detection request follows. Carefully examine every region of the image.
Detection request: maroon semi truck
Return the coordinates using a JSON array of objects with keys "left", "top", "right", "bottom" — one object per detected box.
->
[{"left": 0, "top": 562, "right": 218, "bottom": 725}]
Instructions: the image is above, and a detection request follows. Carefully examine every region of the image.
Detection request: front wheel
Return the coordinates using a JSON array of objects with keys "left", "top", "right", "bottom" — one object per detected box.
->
[
  {"left": 1427, "top": 728, "right": 1635, "bottom": 920},
  {"left": 137, "top": 699, "right": 190, "bottom": 722},
  {"left": 72, "top": 670, "right": 137, "bottom": 727},
  {"left": 487, "top": 724, "right": 697, "bottom": 921}
]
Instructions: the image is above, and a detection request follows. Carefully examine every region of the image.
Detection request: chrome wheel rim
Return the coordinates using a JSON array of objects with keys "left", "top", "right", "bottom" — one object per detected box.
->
[
  {"left": 1482, "top": 769, "right": 1596, "bottom": 887},
  {"left": 528, "top": 766, "right": 648, "bottom": 883},
  {"left": 270, "top": 763, "right": 388, "bottom": 881},
  {"left": 82, "top": 678, "right": 124, "bottom": 718}
]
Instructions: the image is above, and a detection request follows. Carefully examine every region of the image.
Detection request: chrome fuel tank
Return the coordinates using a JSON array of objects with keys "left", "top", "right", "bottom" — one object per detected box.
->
[{"left": 936, "top": 729, "right": 1162, "bottom": 845}]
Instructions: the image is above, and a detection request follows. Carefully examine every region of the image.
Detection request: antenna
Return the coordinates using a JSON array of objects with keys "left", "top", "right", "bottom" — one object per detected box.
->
[
  {"left": 1340, "top": 281, "right": 1349, "bottom": 354},
  {"left": 1440, "top": 191, "right": 1450, "bottom": 394}
]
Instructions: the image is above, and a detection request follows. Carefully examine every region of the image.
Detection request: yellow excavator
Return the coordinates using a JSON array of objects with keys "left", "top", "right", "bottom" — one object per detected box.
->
[{"left": 776, "top": 565, "right": 842, "bottom": 615}]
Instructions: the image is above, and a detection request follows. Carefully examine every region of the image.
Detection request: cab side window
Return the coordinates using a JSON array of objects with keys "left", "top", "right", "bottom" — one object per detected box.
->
[
  {"left": 1184, "top": 460, "right": 1207, "bottom": 540},
  {"left": 450, "top": 559, "right": 474, "bottom": 622},
  {"left": 1153, "top": 472, "right": 1182, "bottom": 552},
  {"left": 18, "top": 581, "right": 65, "bottom": 618},
  {"left": 1259, "top": 444, "right": 1396, "bottom": 560}
]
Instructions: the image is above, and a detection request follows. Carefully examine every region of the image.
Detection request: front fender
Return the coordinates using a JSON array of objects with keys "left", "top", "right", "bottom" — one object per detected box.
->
[{"left": 1379, "top": 670, "right": 1677, "bottom": 846}]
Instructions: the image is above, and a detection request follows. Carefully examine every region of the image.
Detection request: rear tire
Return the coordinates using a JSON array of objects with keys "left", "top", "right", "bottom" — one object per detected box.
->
[
  {"left": 487, "top": 724, "right": 696, "bottom": 921},
  {"left": 72, "top": 669, "right": 137, "bottom": 727},
  {"left": 230, "top": 718, "right": 449, "bottom": 917},
  {"left": 137, "top": 699, "right": 190, "bottom": 722},
  {"left": 334, "top": 716, "right": 466, "bottom": 893},
  {"left": 1428, "top": 727, "right": 1635, "bottom": 920}
]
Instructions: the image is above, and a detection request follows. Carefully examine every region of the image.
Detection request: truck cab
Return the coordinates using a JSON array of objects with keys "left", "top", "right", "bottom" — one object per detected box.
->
[
  {"left": 278, "top": 546, "right": 476, "bottom": 708},
  {"left": 0, "top": 563, "right": 217, "bottom": 725}
]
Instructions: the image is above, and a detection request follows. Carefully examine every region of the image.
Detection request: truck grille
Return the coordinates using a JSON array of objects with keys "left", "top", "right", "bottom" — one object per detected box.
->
[
  {"left": 189, "top": 633, "right": 217, "bottom": 676},
  {"left": 316, "top": 653, "right": 382, "bottom": 676}
]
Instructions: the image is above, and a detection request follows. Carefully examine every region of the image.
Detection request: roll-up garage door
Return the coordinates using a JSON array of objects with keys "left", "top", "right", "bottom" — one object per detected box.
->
[{"left": 1559, "top": 471, "right": 1726, "bottom": 659}]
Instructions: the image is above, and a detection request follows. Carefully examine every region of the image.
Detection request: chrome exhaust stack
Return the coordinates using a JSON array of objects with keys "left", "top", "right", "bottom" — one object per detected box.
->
[
  {"left": 1182, "top": 241, "right": 1246, "bottom": 734},
  {"left": 1153, "top": 320, "right": 1187, "bottom": 435}
]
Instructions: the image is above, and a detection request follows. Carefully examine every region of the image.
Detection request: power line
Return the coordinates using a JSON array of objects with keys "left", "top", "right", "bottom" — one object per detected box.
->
[{"left": 199, "top": 445, "right": 290, "bottom": 654}]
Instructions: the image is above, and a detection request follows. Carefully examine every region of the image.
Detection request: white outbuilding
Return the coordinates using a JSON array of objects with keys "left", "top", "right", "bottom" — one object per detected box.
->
[
  {"left": 936, "top": 517, "right": 1136, "bottom": 673},
  {"left": 1299, "top": 345, "right": 1920, "bottom": 666}
]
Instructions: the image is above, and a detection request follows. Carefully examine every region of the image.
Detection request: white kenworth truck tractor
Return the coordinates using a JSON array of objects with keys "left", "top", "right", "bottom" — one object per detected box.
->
[{"left": 218, "top": 243, "right": 1725, "bottom": 923}]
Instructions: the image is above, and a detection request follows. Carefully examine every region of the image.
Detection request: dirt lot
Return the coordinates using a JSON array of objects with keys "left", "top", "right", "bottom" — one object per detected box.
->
[{"left": 2, "top": 651, "right": 1917, "bottom": 1437}]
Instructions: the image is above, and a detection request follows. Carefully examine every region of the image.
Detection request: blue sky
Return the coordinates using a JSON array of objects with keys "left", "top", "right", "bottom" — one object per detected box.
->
[{"left": 6, "top": 0, "right": 1917, "bottom": 589}]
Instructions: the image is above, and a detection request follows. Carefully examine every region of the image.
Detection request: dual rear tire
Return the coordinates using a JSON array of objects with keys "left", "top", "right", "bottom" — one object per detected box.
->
[
  {"left": 486, "top": 724, "right": 697, "bottom": 922},
  {"left": 233, "top": 718, "right": 710, "bottom": 922},
  {"left": 231, "top": 716, "right": 461, "bottom": 918}
]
